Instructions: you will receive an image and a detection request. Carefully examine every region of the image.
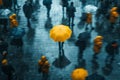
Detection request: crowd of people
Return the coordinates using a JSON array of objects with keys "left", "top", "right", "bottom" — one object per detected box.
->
[{"left": 0, "top": 0, "right": 120, "bottom": 80}]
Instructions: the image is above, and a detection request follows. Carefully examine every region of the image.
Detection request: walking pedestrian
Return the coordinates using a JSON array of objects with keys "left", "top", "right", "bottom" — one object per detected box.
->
[
  {"left": 0, "top": 38, "right": 8, "bottom": 55},
  {"left": 67, "top": 2, "right": 76, "bottom": 27},
  {"left": 43, "top": 0, "right": 52, "bottom": 18},
  {"left": 93, "top": 36, "right": 103, "bottom": 59},
  {"left": 105, "top": 41, "right": 119, "bottom": 62},
  {"left": 38, "top": 56, "right": 50, "bottom": 80},
  {"left": 1, "top": 59, "right": 15, "bottom": 80},
  {"left": 23, "top": 1, "right": 33, "bottom": 28},
  {"left": 85, "top": 13, "right": 94, "bottom": 31}
]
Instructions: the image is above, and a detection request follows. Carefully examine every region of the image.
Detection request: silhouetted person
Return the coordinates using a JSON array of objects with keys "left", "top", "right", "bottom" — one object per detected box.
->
[
  {"left": 85, "top": 13, "right": 94, "bottom": 31},
  {"left": 10, "top": 28, "right": 25, "bottom": 48},
  {"left": 34, "top": 0, "right": 40, "bottom": 10},
  {"left": 43, "top": 0, "right": 52, "bottom": 18},
  {"left": 75, "top": 31, "right": 90, "bottom": 60},
  {"left": 61, "top": 0, "right": 69, "bottom": 15},
  {"left": 38, "top": 56, "right": 50, "bottom": 80},
  {"left": 0, "top": 38, "right": 8, "bottom": 55},
  {"left": 75, "top": 38, "right": 87, "bottom": 59},
  {"left": 1, "top": 59, "right": 15, "bottom": 80},
  {"left": 23, "top": 1, "right": 33, "bottom": 28},
  {"left": 105, "top": 41, "right": 119, "bottom": 62},
  {"left": 67, "top": 2, "right": 76, "bottom": 27}
]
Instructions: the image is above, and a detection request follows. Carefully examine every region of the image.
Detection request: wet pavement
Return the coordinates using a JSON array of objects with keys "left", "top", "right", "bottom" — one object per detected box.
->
[{"left": 0, "top": 0, "right": 120, "bottom": 80}]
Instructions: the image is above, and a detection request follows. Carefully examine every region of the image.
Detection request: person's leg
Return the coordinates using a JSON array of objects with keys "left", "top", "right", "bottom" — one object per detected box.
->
[
  {"left": 47, "top": 6, "right": 51, "bottom": 18},
  {"left": 85, "top": 23, "right": 89, "bottom": 30},
  {"left": 68, "top": 17, "right": 71, "bottom": 26},
  {"left": 27, "top": 18, "right": 31, "bottom": 28},
  {"left": 72, "top": 16, "right": 74, "bottom": 26}
]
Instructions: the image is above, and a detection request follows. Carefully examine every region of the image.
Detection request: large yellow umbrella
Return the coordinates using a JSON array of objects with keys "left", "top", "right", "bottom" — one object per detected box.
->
[
  {"left": 50, "top": 25, "right": 72, "bottom": 42},
  {"left": 71, "top": 68, "right": 88, "bottom": 80},
  {"left": 50, "top": 25, "right": 72, "bottom": 56}
]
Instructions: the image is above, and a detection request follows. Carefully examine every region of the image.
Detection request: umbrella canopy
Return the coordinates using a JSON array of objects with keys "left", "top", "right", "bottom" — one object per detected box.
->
[
  {"left": 71, "top": 68, "right": 88, "bottom": 80},
  {"left": 84, "top": 5, "right": 98, "bottom": 14},
  {"left": 50, "top": 25, "right": 72, "bottom": 42}
]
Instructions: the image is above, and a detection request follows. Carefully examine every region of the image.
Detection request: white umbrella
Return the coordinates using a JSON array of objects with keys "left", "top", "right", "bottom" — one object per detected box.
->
[{"left": 84, "top": 5, "right": 98, "bottom": 14}]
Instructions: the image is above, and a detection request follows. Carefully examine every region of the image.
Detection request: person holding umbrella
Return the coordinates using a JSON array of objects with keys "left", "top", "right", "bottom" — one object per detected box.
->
[
  {"left": 93, "top": 36, "right": 103, "bottom": 59},
  {"left": 105, "top": 41, "right": 119, "bottom": 62},
  {"left": 38, "top": 56, "right": 50, "bottom": 80}
]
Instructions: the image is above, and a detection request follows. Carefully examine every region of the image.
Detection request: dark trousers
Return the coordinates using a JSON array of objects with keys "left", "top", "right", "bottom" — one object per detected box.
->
[
  {"left": 42, "top": 73, "right": 48, "bottom": 80},
  {"left": 27, "top": 18, "right": 31, "bottom": 28},
  {"left": 68, "top": 16, "right": 74, "bottom": 31},
  {"left": 7, "top": 74, "right": 13, "bottom": 80},
  {"left": 46, "top": 6, "right": 51, "bottom": 17}
]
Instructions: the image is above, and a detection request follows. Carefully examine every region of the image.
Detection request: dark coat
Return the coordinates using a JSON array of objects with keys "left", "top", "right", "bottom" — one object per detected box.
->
[
  {"left": 75, "top": 39, "right": 87, "bottom": 51},
  {"left": 61, "top": 0, "right": 68, "bottom": 7},
  {"left": 0, "top": 41, "right": 8, "bottom": 54},
  {"left": 1, "top": 64, "right": 15, "bottom": 75},
  {"left": 86, "top": 73, "right": 105, "bottom": 80},
  {"left": 105, "top": 42, "right": 119, "bottom": 55},
  {"left": 23, "top": 2, "right": 33, "bottom": 18},
  {"left": 67, "top": 5, "right": 76, "bottom": 17},
  {"left": 43, "top": 0, "right": 52, "bottom": 7}
]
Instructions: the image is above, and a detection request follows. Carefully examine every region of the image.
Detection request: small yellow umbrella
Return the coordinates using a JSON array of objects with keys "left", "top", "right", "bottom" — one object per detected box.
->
[
  {"left": 71, "top": 68, "right": 88, "bottom": 80},
  {"left": 50, "top": 25, "right": 72, "bottom": 42}
]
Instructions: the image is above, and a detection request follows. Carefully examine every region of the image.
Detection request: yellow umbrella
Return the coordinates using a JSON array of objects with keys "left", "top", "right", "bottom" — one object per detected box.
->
[
  {"left": 50, "top": 25, "right": 72, "bottom": 42},
  {"left": 71, "top": 68, "right": 88, "bottom": 80}
]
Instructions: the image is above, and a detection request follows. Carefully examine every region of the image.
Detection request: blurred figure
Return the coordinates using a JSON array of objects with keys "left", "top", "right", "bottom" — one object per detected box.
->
[
  {"left": 34, "top": 0, "right": 40, "bottom": 10},
  {"left": 10, "top": 28, "right": 25, "bottom": 49},
  {"left": 85, "top": 13, "right": 94, "bottom": 31},
  {"left": 43, "top": 0, "right": 52, "bottom": 18},
  {"left": 0, "top": 38, "right": 8, "bottom": 55},
  {"left": 13, "top": 0, "right": 19, "bottom": 11},
  {"left": 61, "top": 0, "right": 69, "bottom": 15},
  {"left": 1, "top": 59, "right": 15, "bottom": 80},
  {"left": 75, "top": 31, "right": 91, "bottom": 60},
  {"left": 38, "top": 56, "right": 50, "bottom": 80},
  {"left": 109, "top": 7, "right": 119, "bottom": 31},
  {"left": 23, "top": 1, "right": 33, "bottom": 28},
  {"left": 93, "top": 36, "right": 103, "bottom": 59},
  {"left": 105, "top": 41, "right": 119, "bottom": 62},
  {"left": 67, "top": 2, "right": 76, "bottom": 27}
]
